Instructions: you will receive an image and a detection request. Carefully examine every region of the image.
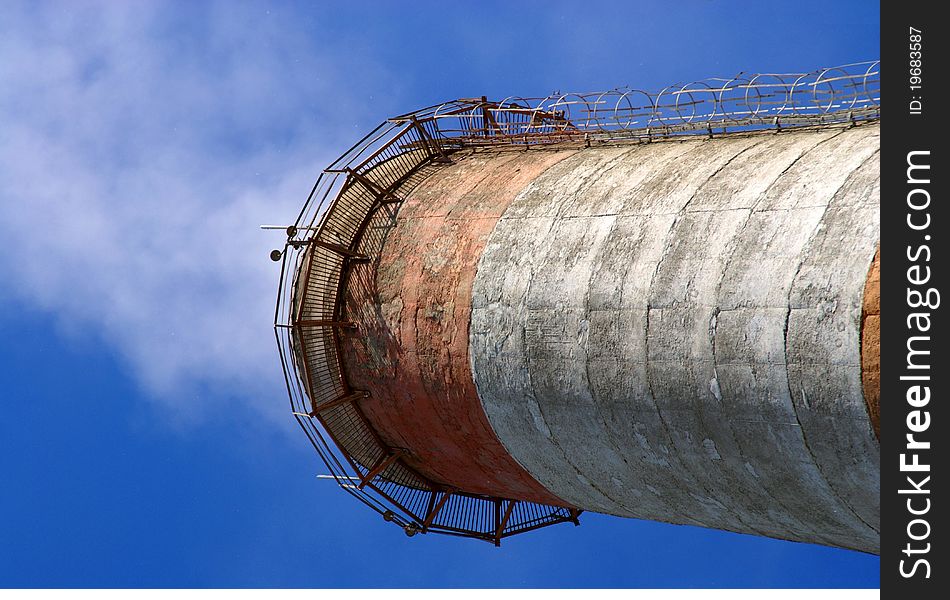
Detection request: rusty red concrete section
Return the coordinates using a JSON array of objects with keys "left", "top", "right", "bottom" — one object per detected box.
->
[
  {"left": 862, "top": 247, "right": 881, "bottom": 439},
  {"left": 341, "top": 149, "right": 577, "bottom": 505}
]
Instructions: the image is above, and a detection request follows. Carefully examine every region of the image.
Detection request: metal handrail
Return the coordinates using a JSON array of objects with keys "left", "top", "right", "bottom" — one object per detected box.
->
[
  {"left": 398, "top": 61, "right": 879, "bottom": 146},
  {"left": 275, "top": 120, "right": 579, "bottom": 545}
]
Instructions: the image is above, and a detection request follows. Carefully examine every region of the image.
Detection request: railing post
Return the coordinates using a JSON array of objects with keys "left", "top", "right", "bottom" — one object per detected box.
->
[
  {"left": 422, "top": 491, "right": 452, "bottom": 531},
  {"left": 410, "top": 115, "right": 451, "bottom": 163},
  {"left": 358, "top": 450, "right": 404, "bottom": 490},
  {"left": 495, "top": 500, "right": 517, "bottom": 544}
]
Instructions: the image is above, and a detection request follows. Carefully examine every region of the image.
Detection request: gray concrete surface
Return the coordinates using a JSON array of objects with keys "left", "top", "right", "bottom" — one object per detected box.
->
[{"left": 469, "top": 124, "right": 881, "bottom": 552}]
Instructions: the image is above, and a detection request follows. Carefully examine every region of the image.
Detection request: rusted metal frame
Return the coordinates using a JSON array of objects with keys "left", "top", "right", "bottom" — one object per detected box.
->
[
  {"left": 325, "top": 206, "right": 394, "bottom": 405},
  {"left": 279, "top": 247, "right": 309, "bottom": 329},
  {"left": 488, "top": 106, "right": 544, "bottom": 119},
  {"left": 483, "top": 112, "right": 504, "bottom": 138},
  {"left": 527, "top": 108, "right": 570, "bottom": 131},
  {"left": 359, "top": 154, "right": 444, "bottom": 212},
  {"left": 276, "top": 281, "right": 312, "bottom": 408},
  {"left": 309, "top": 408, "right": 433, "bottom": 531},
  {"left": 318, "top": 293, "right": 350, "bottom": 406},
  {"left": 426, "top": 529, "right": 494, "bottom": 542},
  {"left": 293, "top": 414, "right": 353, "bottom": 487},
  {"left": 387, "top": 99, "right": 474, "bottom": 123},
  {"left": 280, "top": 328, "right": 314, "bottom": 415},
  {"left": 330, "top": 253, "right": 364, "bottom": 329},
  {"left": 345, "top": 168, "right": 403, "bottom": 205},
  {"left": 291, "top": 414, "right": 401, "bottom": 520},
  {"left": 369, "top": 142, "right": 414, "bottom": 196},
  {"left": 408, "top": 115, "right": 437, "bottom": 157},
  {"left": 317, "top": 149, "right": 446, "bottom": 510},
  {"left": 310, "top": 389, "right": 370, "bottom": 416},
  {"left": 421, "top": 490, "right": 437, "bottom": 528},
  {"left": 497, "top": 506, "right": 580, "bottom": 534},
  {"left": 494, "top": 500, "right": 517, "bottom": 544},
  {"left": 296, "top": 189, "right": 334, "bottom": 241},
  {"left": 325, "top": 136, "right": 406, "bottom": 176},
  {"left": 311, "top": 174, "right": 386, "bottom": 410},
  {"left": 478, "top": 96, "right": 495, "bottom": 138},
  {"left": 393, "top": 138, "right": 459, "bottom": 154},
  {"left": 444, "top": 102, "right": 543, "bottom": 120},
  {"left": 499, "top": 515, "right": 577, "bottom": 539},
  {"left": 362, "top": 479, "right": 428, "bottom": 525},
  {"left": 291, "top": 231, "right": 324, "bottom": 326},
  {"left": 455, "top": 109, "right": 875, "bottom": 145},
  {"left": 325, "top": 121, "right": 397, "bottom": 173},
  {"left": 420, "top": 99, "right": 486, "bottom": 118},
  {"left": 296, "top": 319, "right": 357, "bottom": 329},
  {"left": 292, "top": 415, "right": 353, "bottom": 487},
  {"left": 275, "top": 327, "right": 310, "bottom": 417},
  {"left": 303, "top": 210, "right": 366, "bottom": 412},
  {"left": 409, "top": 115, "right": 451, "bottom": 163},
  {"left": 422, "top": 514, "right": 490, "bottom": 537},
  {"left": 502, "top": 509, "right": 581, "bottom": 536},
  {"left": 569, "top": 508, "right": 582, "bottom": 526},
  {"left": 311, "top": 410, "right": 389, "bottom": 495},
  {"left": 481, "top": 97, "right": 505, "bottom": 138},
  {"left": 312, "top": 238, "right": 370, "bottom": 261},
  {"left": 328, "top": 143, "right": 435, "bottom": 334},
  {"left": 422, "top": 491, "right": 453, "bottom": 531},
  {"left": 290, "top": 317, "right": 323, "bottom": 414},
  {"left": 298, "top": 172, "right": 352, "bottom": 247},
  {"left": 492, "top": 498, "right": 510, "bottom": 546},
  {"left": 343, "top": 122, "right": 416, "bottom": 175},
  {"left": 358, "top": 450, "right": 405, "bottom": 490},
  {"left": 345, "top": 143, "right": 424, "bottom": 205},
  {"left": 333, "top": 123, "right": 408, "bottom": 174},
  {"left": 293, "top": 247, "right": 348, "bottom": 405},
  {"left": 424, "top": 519, "right": 497, "bottom": 543},
  {"left": 360, "top": 470, "right": 526, "bottom": 539},
  {"left": 347, "top": 421, "right": 428, "bottom": 496},
  {"left": 332, "top": 282, "right": 386, "bottom": 418},
  {"left": 382, "top": 479, "right": 430, "bottom": 520},
  {"left": 449, "top": 129, "right": 585, "bottom": 146},
  {"left": 272, "top": 243, "right": 293, "bottom": 326},
  {"left": 290, "top": 172, "right": 325, "bottom": 237}
]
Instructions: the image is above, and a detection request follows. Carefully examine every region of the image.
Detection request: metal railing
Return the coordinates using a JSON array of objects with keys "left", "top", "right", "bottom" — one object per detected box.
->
[
  {"left": 273, "top": 61, "right": 880, "bottom": 544},
  {"left": 274, "top": 118, "right": 580, "bottom": 545},
  {"left": 392, "top": 60, "right": 879, "bottom": 146}
]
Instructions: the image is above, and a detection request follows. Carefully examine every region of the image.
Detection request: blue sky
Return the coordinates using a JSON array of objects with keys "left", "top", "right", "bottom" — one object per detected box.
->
[{"left": 0, "top": 0, "right": 880, "bottom": 588}]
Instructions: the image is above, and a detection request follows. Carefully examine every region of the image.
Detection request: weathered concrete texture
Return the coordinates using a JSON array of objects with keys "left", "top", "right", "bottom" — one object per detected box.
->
[
  {"left": 341, "top": 148, "right": 577, "bottom": 505},
  {"left": 470, "top": 124, "right": 881, "bottom": 553},
  {"left": 862, "top": 249, "right": 881, "bottom": 438}
]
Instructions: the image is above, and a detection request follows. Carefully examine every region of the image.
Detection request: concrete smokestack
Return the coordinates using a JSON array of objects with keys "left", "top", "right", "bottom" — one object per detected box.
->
[{"left": 275, "top": 64, "right": 880, "bottom": 550}]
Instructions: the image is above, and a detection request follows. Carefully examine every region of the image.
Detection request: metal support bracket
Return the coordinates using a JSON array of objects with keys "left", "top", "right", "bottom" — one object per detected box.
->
[
  {"left": 494, "top": 500, "right": 518, "bottom": 545},
  {"left": 295, "top": 319, "right": 358, "bottom": 329},
  {"left": 310, "top": 389, "right": 371, "bottom": 416},
  {"left": 358, "top": 451, "right": 405, "bottom": 490},
  {"left": 410, "top": 115, "right": 452, "bottom": 164},
  {"left": 422, "top": 491, "right": 453, "bottom": 530}
]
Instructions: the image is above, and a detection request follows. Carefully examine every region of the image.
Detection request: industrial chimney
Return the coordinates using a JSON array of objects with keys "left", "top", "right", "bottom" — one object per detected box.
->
[{"left": 272, "top": 62, "right": 881, "bottom": 553}]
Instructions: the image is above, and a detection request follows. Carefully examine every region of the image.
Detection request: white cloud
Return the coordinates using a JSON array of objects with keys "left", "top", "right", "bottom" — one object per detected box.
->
[{"left": 0, "top": 2, "right": 393, "bottom": 422}]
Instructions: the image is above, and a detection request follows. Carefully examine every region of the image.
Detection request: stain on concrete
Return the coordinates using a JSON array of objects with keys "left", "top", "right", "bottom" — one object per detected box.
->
[
  {"left": 341, "top": 149, "right": 577, "bottom": 505},
  {"left": 862, "top": 248, "right": 881, "bottom": 438}
]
